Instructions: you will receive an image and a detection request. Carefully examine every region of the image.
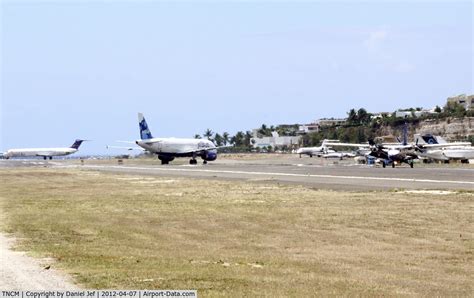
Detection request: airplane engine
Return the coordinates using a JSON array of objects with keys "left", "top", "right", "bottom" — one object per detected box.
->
[
  {"left": 158, "top": 155, "right": 175, "bottom": 163},
  {"left": 202, "top": 150, "right": 217, "bottom": 161}
]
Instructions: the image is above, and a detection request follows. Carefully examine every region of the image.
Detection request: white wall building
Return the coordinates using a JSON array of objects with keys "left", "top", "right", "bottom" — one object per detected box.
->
[
  {"left": 251, "top": 131, "right": 301, "bottom": 149},
  {"left": 447, "top": 94, "right": 474, "bottom": 110}
]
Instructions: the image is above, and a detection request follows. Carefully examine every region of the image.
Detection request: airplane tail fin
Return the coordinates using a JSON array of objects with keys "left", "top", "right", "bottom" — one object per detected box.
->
[
  {"left": 138, "top": 113, "right": 154, "bottom": 140},
  {"left": 414, "top": 134, "right": 423, "bottom": 145},
  {"left": 435, "top": 135, "right": 448, "bottom": 144},
  {"left": 70, "top": 139, "right": 85, "bottom": 149},
  {"left": 423, "top": 134, "right": 438, "bottom": 145}
]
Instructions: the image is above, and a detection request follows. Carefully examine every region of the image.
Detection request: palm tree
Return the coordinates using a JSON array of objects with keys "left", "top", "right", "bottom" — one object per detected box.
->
[
  {"left": 204, "top": 129, "right": 214, "bottom": 141},
  {"left": 244, "top": 130, "right": 253, "bottom": 149},
  {"left": 223, "top": 132, "right": 229, "bottom": 145},
  {"left": 194, "top": 134, "right": 201, "bottom": 139},
  {"left": 214, "top": 133, "right": 223, "bottom": 146},
  {"left": 347, "top": 108, "right": 358, "bottom": 125},
  {"left": 232, "top": 131, "right": 245, "bottom": 147}
]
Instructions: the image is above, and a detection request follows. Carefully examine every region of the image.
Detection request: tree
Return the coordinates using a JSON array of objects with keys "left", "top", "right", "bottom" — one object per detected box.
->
[
  {"left": 214, "top": 133, "right": 224, "bottom": 146},
  {"left": 434, "top": 105, "right": 442, "bottom": 113},
  {"left": 231, "top": 131, "right": 245, "bottom": 147},
  {"left": 347, "top": 108, "right": 358, "bottom": 125},
  {"left": 357, "top": 108, "right": 371, "bottom": 125},
  {"left": 194, "top": 134, "right": 201, "bottom": 139},
  {"left": 258, "top": 124, "right": 272, "bottom": 137},
  {"left": 244, "top": 130, "right": 253, "bottom": 149},
  {"left": 204, "top": 129, "right": 214, "bottom": 141},
  {"left": 444, "top": 101, "right": 466, "bottom": 117},
  {"left": 222, "top": 132, "right": 230, "bottom": 145}
]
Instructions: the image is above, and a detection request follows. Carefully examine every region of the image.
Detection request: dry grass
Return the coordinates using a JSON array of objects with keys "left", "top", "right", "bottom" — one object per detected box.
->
[{"left": 0, "top": 168, "right": 472, "bottom": 296}]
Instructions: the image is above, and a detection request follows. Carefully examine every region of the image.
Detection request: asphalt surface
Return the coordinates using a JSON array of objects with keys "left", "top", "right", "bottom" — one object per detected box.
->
[{"left": 1, "top": 156, "right": 473, "bottom": 191}]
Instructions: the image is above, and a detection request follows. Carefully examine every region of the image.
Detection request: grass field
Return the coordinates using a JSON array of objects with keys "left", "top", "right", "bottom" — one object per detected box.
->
[{"left": 0, "top": 168, "right": 472, "bottom": 296}]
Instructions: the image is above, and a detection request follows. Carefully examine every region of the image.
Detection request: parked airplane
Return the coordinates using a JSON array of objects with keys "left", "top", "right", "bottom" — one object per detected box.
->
[
  {"left": 296, "top": 139, "right": 340, "bottom": 158},
  {"left": 135, "top": 113, "right": 219, "bottom": 165},
  {"left": 367, "top": 139, "right": 416, "bottom": 168},
  {"left": 2, "top": 140, "right": 86, "bottom": 160},
  {"left": 325, "top": 123, "right": 416, "bottom": 168},
  {"left": 414, "top": 134, "right": 474, "bottom": 163},
  {"left": 322, "top": 151, "right": 356, "bottom": 159}
]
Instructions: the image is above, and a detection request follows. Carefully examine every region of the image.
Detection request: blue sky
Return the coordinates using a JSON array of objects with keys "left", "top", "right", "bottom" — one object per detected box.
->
[{"left": 1, "top": 1, "right": 472, "bottom": 155}]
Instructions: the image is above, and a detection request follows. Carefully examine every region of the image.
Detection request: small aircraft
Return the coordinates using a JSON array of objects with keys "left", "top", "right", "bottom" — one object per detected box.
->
[
  {"left": 414, "top": 134, "right": 474, "bottom": 163},
  {"left": 2, "top": 140, "right": 86, "bottom": 160},
  {"left": 321, "top": 151, "right": 356, "bottom": 159},
  {"left": 296, "top": 139, "right": 341, "bottom": 158},
  {"left": 325, "top": 123, "right": 417, "bottom": 168},
  {"left": 132, "top": 113, "right": 219, "bottom": 165},
  {"left": 367, "top": 139, "right": 416, "bottom": 168}
]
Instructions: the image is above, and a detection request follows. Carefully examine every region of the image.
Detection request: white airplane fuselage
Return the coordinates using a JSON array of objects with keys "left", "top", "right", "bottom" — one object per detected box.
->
[
  {"left": 296, "top": 146, "right": 325, "bottom": 157},
  {"left": 3, "top": 147, "right": 78, "bottom": 159},
  {"left": 136, "top": 138, "right": 216, "bottom": 156},
  {"left": 418, "top": 146, "right": 474, "bottom": 161}
]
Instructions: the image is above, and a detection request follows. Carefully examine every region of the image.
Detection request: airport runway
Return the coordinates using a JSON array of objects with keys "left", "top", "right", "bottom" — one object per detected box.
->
[{"left": 2, "top": 157, "right": 472, "bottom": 191}]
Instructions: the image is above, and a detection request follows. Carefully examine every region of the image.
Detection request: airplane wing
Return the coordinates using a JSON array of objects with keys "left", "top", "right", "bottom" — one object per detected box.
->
[
  {"left": 418, "top": 142, "right": 472, "bottom": 148},
  {"left": 106, "top": 145, "right": 145, "bottom": 151},
  {"left": 324, "top": 142, "right": 370, "bottom": 148},
  {"left": 177, "top": 147, "right": 218, "bottom": 155},
  {"left": 383, "top": 144, "right": 414, "bottom": 150},
  {"left": 116, "top": 140, "right": 137, "bottom": 144}
]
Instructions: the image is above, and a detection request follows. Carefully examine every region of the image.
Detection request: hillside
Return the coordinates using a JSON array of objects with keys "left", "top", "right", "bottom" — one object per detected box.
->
[{"left": 378, "top": 117, "right": 474, "bottom": 142}]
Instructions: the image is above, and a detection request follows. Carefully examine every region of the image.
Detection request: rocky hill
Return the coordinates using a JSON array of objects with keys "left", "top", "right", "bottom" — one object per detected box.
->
[{"left": 378, "top": 117, "right": 473, "bottom": 142}]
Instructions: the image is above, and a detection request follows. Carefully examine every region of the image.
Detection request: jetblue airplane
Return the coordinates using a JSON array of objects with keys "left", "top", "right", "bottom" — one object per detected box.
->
[
  {"left": 414, "top": 134, "right": 474, "bottom": 162},
  {"left": 2, "top": 140, "right": 85, "bottom": 160},
  {"left": 135, "top": 113, "right": 218, "bottom": 165}
]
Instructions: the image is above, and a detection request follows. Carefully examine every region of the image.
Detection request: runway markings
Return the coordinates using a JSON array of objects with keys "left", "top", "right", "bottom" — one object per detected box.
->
[{"left": 80, "top": 165, "right": 474, "bottom": 186}]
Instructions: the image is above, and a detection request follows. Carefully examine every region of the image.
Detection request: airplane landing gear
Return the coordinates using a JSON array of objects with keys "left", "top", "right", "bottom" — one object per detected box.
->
[
  {"left": 203, "top": 160, "right": 207, "bottom": 165},
  {"left": 189, "top": 159, "right": 197, "bottom": 165},
  {"left": 392, "top": 162, "right": 395, "bottom": 168},
  {"left": 161, "top": 160, "right": 169, "bottom": 165},
  {"left": 410, "top": 161, "right": 414, "bottom": 168}
]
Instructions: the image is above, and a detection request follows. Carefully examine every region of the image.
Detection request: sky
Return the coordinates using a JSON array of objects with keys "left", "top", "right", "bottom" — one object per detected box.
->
[{"left": 1, "top": 1, "right": 473, "bottom": 155}]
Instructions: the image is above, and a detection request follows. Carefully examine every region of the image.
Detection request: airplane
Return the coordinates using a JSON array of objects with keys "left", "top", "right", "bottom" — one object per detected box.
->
[
  {"left": 296, "top": 139, "right": 341, "bottom": 158},
  {"left": 134, "top": 113, "right": 219, "bottom": 165},
  {"left": 367, "top": 139, "right": 416, "bottom": 168},
  {"left": 2, "top": 139, "right": 86, "bottom": 160},
  {"left": 414, "top": 134, "right": 474, "bottom": 163},
  {"left": 323, "top": 140, "right": 416, "bottom": 168},
  {"left": 325, "top": 123, "right": 417, "bottom": 168},
  {"left": 321, "top": 151, "right": 356, "bottom": 159}
]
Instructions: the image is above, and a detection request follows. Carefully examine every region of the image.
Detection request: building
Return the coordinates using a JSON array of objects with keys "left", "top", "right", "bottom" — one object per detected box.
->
[
  {"left": 395, "top": 109, "right": 438, "bottom": 118},
  {"left": 315, "top": 118, "right": 347, "bottom": 127},
  {"left": 370, "top": 112, "right": 391, "bottom": 119},
  {"left": 251, "top": 131, "right": 301, "bottom": 150},
  {"left": 395, "top": 110, "right": 423, "bottom": 118},
  {"left": 447, "top": 94, "right": 474, "bottom": 110},
  {"left": 297, "top": 123, "right": 320, "bottom": 134}
]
